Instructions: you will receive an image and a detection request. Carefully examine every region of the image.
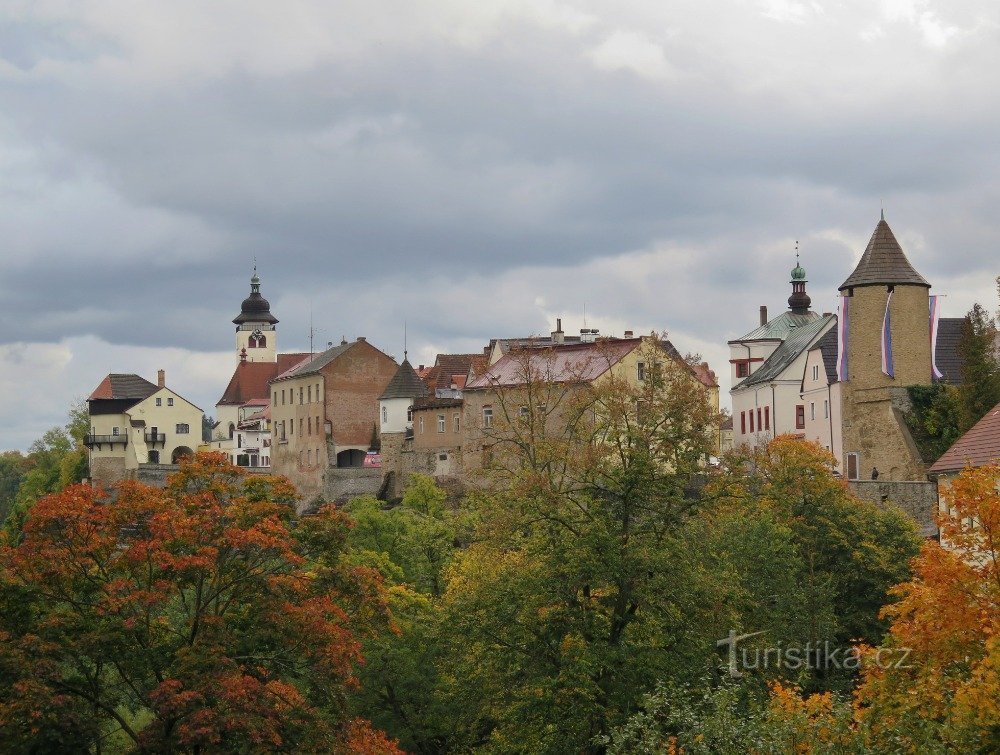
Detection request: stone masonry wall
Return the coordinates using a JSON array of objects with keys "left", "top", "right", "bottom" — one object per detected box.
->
[{"left": 849, "top": 480, "right": 938, "bottom": 538}]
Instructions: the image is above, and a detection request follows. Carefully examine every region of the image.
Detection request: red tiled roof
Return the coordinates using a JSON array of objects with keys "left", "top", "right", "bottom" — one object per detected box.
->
[
  {"left": 428, "top": 353, "right": 481, "bottom": 391},
  {"left": 217, "top": 353, "right": 310, "bottom": 406},
  {"left": 929, "top": 401, "right": 1000, "bottom": 474}
]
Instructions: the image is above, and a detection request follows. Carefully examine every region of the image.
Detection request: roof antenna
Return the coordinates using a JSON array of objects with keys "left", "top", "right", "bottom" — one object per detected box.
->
[
  {"left": 795, "top": 238, "right": 799, "bottom": 264},
  {"left": 309, "top": 305, "right": 314, "bottom": 357},
  {"left": 583, "top": 302, "right": 587, "bottom": 328},
  {"left": 404, "top": 321, "right": 408, "bottom": 362}
]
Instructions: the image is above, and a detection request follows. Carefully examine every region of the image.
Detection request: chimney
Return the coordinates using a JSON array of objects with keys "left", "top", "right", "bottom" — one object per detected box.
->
[
  {"left": 157, "top": 369, "right": 165, "bottom": 388},
  {"left": 551, "top": 317, "right": 565, "bottom": 344},
  {"left": 624, "top": 330, "right": 634, "bottom": 339},
  {"left": 759, "top": 305, "right": 768, "bottom": 326},
  {"left": 822, "top": 312, "right": 832, "bottom": 317},
  {"left": 328, "top": 341, "right": 333, "bottom": 348},
  {"left": 419, "top": 365, "right": 425, "bottom": 371},
  {"left": 357, "top": 336, "right": 367, "bottom": 342}
]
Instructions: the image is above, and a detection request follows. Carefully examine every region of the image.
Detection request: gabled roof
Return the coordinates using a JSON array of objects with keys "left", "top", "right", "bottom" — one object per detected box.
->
[
  {"left": 735, "top": 315, "right": 835, "bottom": 389},
  {"left": 839, "top": 218, "right": 930, "bottom": 291},
  {"left": 731, "top": 311, "right": 820, "bottom": 343},
  {"left": 380, "top": 360, "right": 429, "bottom": 400},
  {"left": 929, "top": 401, "right": 1000, "bottom": 474},
  {"left": 811, "top": 328, "right": 840, "bottom": 385},
  {"left": 934, "top": 317, "right": 965, "bottom": 385},
  {"left": 467, "top": 339, "right": 642, "bottom": 389},
  {"left": 424, "top": 353, "right": 482, "bottom": 392},
  {"left": 89, "top": 374, "right": 159, "bottom": 402},
  {"left": 272, "top": 339, "right": 394, "bottom": 382},
  {"left": 217, "top": 353, "right": 311, "bottom": 405}
]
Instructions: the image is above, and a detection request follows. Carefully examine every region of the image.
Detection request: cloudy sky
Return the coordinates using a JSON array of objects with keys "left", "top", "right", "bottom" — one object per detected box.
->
[{"left": 2, "top": 0, "right": 999, "bottom": 450}]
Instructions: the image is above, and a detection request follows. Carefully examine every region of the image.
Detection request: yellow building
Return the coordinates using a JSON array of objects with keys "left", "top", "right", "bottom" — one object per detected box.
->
[{"left": 86, "top": 370, "right": 204, "bottom": 487}]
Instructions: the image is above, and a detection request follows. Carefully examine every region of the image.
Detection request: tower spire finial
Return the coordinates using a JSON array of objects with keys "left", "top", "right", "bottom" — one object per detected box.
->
[{"left": 404, "top": 321, "right": 408, "bottom": 361}]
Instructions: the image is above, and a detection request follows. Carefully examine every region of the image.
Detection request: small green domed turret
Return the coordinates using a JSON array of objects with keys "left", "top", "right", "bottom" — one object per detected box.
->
[{"left": 791, "top": 262, "right": 806, "bottom": 281}]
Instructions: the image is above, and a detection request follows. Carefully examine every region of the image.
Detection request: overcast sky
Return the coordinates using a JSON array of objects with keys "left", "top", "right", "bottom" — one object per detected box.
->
[{"left": 3, "top": 0, "right": 1000, "bottom": 450}]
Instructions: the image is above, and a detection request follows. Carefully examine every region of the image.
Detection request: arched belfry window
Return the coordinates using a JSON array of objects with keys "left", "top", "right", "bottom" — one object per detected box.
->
[{"left": 249, "top": 331, "right": 266, "bottom": 348}]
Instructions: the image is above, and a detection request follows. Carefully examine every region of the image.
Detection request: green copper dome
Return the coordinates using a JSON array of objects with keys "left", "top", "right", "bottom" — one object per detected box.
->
[{"left": 790, "top": 262, "right": 806, "bottom": 280}]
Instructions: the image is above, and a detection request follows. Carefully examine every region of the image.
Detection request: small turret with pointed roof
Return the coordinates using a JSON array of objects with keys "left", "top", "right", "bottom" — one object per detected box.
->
[
  {"left": 379, "top": 359, "right": 429, "bottom": 401},
  {"left": 839, "top": 214, "right": 930, "bottom": 291}
]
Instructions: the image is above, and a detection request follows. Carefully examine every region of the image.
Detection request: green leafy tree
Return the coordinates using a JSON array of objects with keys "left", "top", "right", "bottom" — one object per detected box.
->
[
  {"left": 0, "top": 452, "right": 30, "bottom": 527},
  {"left": 957, "top": 302, "right": 1000, "bottom": 431},
  {"left": 904, "top": 383, "right": 964, "bottom": 463}
]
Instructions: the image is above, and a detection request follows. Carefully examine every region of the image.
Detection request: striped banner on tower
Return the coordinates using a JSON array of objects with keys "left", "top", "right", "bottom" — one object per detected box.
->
[
  {"left": 929, "top": 295, "right": 944, "bottom": 380},
  {"left": 881, "top": 290, "right": 894, "bottom": 379},
  {"left": 837, "top": 295, "right": 849, "bottom": 381}
]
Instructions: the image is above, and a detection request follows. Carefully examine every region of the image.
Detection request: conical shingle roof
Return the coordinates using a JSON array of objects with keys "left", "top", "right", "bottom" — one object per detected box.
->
[
  {"left": 379, "top": 360, "right": 429, "bottom": 400},
  {"left": 839, "top": 218, "right": 930, "bottom": 291}
]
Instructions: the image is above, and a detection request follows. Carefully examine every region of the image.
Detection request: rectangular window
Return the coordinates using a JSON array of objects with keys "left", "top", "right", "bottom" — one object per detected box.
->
[
  {"left": 419, "top": 416, "right": 424, "bottom": 434},
  {"left": 307, "top": 449, "right": 312, "bottom": 465},
  {"left": 167, "top": 398, "right": 173, "bottom": 406},
  {"left": 438, "top": 414, "right": 445, "bottom": 433},
  {"left": 308, "top": 386, "right": 312, "bottom": 403},
  {"left": 519, "top": 406, "right": 530, "bottom": 420},
  {"left": 795, "top": 405, "right": 805, "bottom": 429},
  {"left": 407, "top": 406, "right": 413, "bottom": 422},
  {"left": 308, "top": 417, "right": 312, "bottom": 435},
  {"left": 299, "top": 387, "right": 304, "bottom": 404},
  {"left": 112, "top": 426, "right": 120, "bottom": 436},
  {"left": 382, "top": 406, "right": 387, "bottom": 424},
  {"left": 750, "top": 410, "right": 755, "bottom": 433},
  {"left": 764, "top": 406, "right": 770, "bottom": 431},
  {"left": 637, "top": 362, "right": 646, "bottom": 381},
  {"left": 846, "top": 452, "right": 860, "bottom": 481},
  {"left": 290, "top": 419, "right": 294, "bottom": 436},
  {"left": 810, "top": 402, "right": 815, "bottom": 421},
  {"left": 824, "top": 399, "right": 829, "bottom": 419},
  {"left": 273, "top": 391, "right": 277, "bottom": 404},
  {"left": 740, "top": 411, "right": 746, "bottom": 434},
  {"left": 454, "top": 413, "right": 460, "bottom": 433},
  {"left": 812, "top": 365, "right": 819, "bottom": 381},
  {"left": 483, "top": 407, "right": 493, "bottom": 429},
  {"left": 156, "top": 398, "right": 162, "bottom": 406},
  {"left": 317, "top": 416, "right": 320, "bottom": 436},
  {"left": 316, "top": 383, "right": 321, "bottom": 401},
  {"left": 282, "top": 390, "right": 286, "bottom": 405},
  {"left": 756, "top": 407, "right": 762, "bottom": 430},
  {"left": 176, "top": 423, "right": 189, "bottom": 434},
  {"left": 736, "top": 362, "right": 750, "bottom": 378}
]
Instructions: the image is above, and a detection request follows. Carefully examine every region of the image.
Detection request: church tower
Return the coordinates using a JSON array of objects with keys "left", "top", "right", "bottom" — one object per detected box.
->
[
  {"left": 838, "top": 215, "right": 932, "bottom": 481},
  {"left": 233, "top": 269, "right": 278, "bottom": 363},
  {"left": 787, "top": 254, "right": 811, "bottom": 315}
]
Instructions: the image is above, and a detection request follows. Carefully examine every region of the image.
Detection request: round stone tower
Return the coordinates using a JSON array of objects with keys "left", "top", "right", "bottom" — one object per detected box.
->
[{"left": 838, "top": 215, "right": 932, "bottom": 481}]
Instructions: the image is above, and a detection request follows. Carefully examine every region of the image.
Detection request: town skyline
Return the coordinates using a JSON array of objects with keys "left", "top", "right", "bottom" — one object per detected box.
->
[{"left": 5, "top": 1, "right": 1000, "bottom": 450}]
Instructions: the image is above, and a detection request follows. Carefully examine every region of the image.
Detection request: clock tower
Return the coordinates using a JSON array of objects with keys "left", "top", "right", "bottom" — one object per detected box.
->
[{"left": 233, "top": 268, "right": 278, "bottom": 363}]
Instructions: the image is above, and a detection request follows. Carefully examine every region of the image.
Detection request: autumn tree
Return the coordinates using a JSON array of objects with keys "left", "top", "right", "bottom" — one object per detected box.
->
[
  {"left": 851, "top": 463, "right": 1000, "bottom": 752},
  {"left": 0, "top": 452, "right": 401, "bottom": 754},
  {"left": 436, "top": 337, "right": 726, "bottom": 751}
]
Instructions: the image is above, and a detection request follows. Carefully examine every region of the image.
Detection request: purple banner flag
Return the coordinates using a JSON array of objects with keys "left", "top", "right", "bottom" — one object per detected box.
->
[
  {"left": 881, "top": 290, "right": 894, "bottom": 379},
  {"left": 929, "top": 295, "right": 944, "bottom": 380},
  {"left": 837, "top": 295, "right": 849, "bottom": 381}
]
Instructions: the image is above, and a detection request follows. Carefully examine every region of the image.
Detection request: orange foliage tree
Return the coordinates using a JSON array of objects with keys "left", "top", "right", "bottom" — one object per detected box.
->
[
  {"left": 852, "top": 462, "right": 1000, "bottom": 751},
  {"left": 0, "top": 452, "right": 401, "bottom": 754}
]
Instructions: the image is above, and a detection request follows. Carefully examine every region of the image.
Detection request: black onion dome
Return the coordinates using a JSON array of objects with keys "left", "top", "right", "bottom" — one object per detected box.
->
[{"left": 233, "top": 272, "right": 278, "bottom": 325}]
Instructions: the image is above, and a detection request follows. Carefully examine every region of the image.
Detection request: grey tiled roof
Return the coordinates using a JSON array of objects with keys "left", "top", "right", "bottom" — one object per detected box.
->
[
  {"left": 934, "top": 317, "right": 965, "bottom": 385},
  {"left": 272, "top": 341, "right": 355, "bottom": 380},
  {"left": 731, "top": 311, "right": 820, "bottom": 343},
  {"left": 735, "top": 315, "right": 836, "bottom": 389},
  {"left": 839, "top": 219, "right": 930, "bottom": 291},
  {"left": 814, "top": 327, "right": 839, "bottom": 384},
  {"left": 379, "top": 360, "right": 429, "bottom": 400}
]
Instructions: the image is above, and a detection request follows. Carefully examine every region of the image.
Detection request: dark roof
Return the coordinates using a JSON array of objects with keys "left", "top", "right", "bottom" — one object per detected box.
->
[
  {"left": 233, "top": 274, "right": 278, "bottom": 325},
  {"left": 731, "top": 311, "right": 820, "bottom": 343},
  {"left": 412, "top": 396, "right": 464, "bottom": 411},
  {"left": 89, "top": 374, "right": 159, "bottom": 401},
  {"left": 814, "top": 328, "right": 839, "bottom": 384},
  {"left": 217, "top": 353, "right": 311, "bottom": 405},
  {"left": 272, "top": 341, "right": 354, "bottom": 381},
  {"left": 735, "top": 316, "right": 835, "bottom": 389},
  {"left": 934, "top": 317, "right": 965, "bottom": 385},
  {"left": 929, "top": 401, "right": 1000, "bottom": 474},
  {"left": 379, "top": 360, "right": 429, "bottom": 400},
  {"left": 839, "top": 219, "right": 930, "bottom": 291}
]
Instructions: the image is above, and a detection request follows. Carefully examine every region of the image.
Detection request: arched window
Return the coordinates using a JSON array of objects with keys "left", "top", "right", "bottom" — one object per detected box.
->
[
  {"left": 229, "top": 423, "right": 235, "bottom": 439},
  {"left": 248, "top": 332, "right": 266, "bottom": 348}
]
